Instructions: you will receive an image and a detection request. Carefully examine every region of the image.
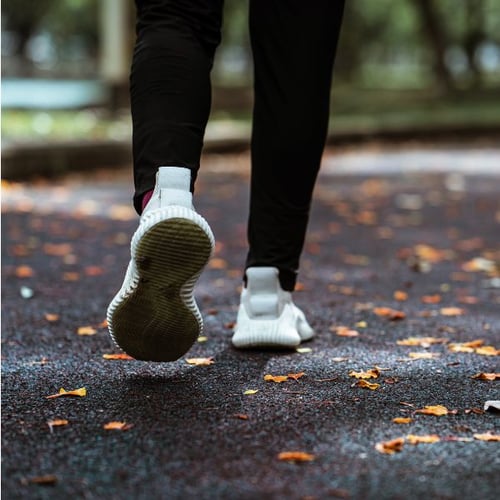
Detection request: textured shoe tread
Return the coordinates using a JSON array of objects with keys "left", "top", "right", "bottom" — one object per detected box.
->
[{"left": 109, "top": 214, "right": 213, "bottom": 361}]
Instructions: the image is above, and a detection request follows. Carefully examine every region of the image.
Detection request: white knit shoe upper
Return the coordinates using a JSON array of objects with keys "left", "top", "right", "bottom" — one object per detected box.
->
[{"left": 232, "top": 267, "right": 314, "bottom": 348}]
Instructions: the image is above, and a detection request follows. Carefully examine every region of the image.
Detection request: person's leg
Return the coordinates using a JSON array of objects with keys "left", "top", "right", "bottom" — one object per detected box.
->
[
  {"left": 246, "top": 0, "right": 345, "bottom": 290},
  {"left": 108, "top": 0, "right": 223, "bottom": 361},
  {"left": 233, "top": 0, "right": 344, "bottom": 349},
  {"left": 131, "top": 0, "right": 223, "bottom": 213}
]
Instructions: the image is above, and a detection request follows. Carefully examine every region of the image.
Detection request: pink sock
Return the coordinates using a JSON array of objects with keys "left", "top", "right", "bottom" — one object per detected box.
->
[{"left": 141, "top": 190, "right": 154, "bottom": 211}]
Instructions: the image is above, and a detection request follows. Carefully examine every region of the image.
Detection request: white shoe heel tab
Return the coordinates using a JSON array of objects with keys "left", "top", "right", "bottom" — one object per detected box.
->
[{"left": 157, "top": 166, "right": 191, "bottom": 191}]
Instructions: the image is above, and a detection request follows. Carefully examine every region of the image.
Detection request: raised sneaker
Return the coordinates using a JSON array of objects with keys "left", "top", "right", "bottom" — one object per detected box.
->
[
  {"left": 232, "top": 267, "right": 314, "bottom": 348},
  {"left": 107, "top": 167, "right": 214, "bottom": 361}
]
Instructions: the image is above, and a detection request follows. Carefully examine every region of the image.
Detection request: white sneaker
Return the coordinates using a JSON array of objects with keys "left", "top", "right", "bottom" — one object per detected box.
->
[
  {"left": 232, "top": 267, "right": 314, "bottom": 348},
  {"left": 107, "top": 167, "right": 214, "bottom": 361}
]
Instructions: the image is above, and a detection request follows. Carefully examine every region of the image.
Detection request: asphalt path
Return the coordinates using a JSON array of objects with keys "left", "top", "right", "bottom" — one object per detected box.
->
[{"left": 2, "top": 148, "right": 499, "bottom": 499}]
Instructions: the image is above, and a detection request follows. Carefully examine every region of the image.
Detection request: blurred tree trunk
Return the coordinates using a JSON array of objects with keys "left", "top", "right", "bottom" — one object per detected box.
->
[
  {"left": 464, "top": 0, "right": 484, "bottom": 88},
  {"left": 413, "top": 0, "right": 455, "bottom": 92}
]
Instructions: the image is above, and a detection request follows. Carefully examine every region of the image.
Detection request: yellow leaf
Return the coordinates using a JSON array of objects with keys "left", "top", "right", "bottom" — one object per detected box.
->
[
  {"left": 440, "top": 307, "right": 464, "bottom": 316},
  {"left": 355, "top": 321, "right": 367, "bottom": 328},
  {"left": 243, "top": 389, "right": 259, "bottom": 395},
  {"left": 102, "top": 353, "right": 135, "bottom": 360},
  {"left": 397, "top": 336, "right": 448, "bottom": 347},
  {"left": 103, "top": 421, "right": 133, "bottom": 431},
  {"left": 472, "top": 372, "right": 500, "bottom": 381},
  {"left": 349, "top": 369, "right": 380, "bottom": 379},
  {"left": 408, "top": 352, "right": 440, "bottom": 360},
  {"left": 415, "top": 405, "right": 449, "bottom": 416},
  {"left": 473, "top": 432, "right": 500, "bottom": 442},
  {"left": 375, "top": 437, "right": 405, "bottom": 454},
  {"left": 46, "top": 387, "right": 87, "bottom": 399},
  {"left": 296, "top": 347, "right": 312, "bottom": 353},
  {"left": 197, "top": 336, "right": 208, "bottom": 343},
  {"left": 392, "top": 417, "right": 412, "bottom": 424},
  {"left": 406, "top": 434, "right": 440, "bottom": 444},
  {"left": 474, "top": 346, "right": 499, "bottom": 356},
  {"left": 77, "top": 326, "right": 97, "bottom": 336},
  {"left": 186, "top": 357, "right": 214, "bottom": 366},
  {"left": 264, "top": 374, "right": 288, "bottom": 383},
  {"left": 277, "top": 451, "right": 316, "bottom": 462},
  {"left": 356, "top": 380, "right": 380, "bottom": 390}
]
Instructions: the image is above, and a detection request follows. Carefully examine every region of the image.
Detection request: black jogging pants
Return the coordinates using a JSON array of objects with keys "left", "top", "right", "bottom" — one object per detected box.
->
[{"left": 131, "top": 0, "right": 345, "bottom": 291}]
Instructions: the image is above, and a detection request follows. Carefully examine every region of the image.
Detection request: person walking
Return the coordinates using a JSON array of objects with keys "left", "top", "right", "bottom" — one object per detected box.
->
[{"left": 107, "top": 0, "right": 345, "bottom": 361}]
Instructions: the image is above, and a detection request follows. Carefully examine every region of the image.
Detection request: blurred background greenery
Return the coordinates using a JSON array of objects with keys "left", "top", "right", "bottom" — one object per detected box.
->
[{"left": 2, "top": 0, "right": 500, "bottom": 143}]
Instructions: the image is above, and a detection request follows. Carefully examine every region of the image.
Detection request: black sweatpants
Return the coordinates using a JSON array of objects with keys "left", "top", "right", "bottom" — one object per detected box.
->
[{"left": 131, "top": 0, "right": 345, "bottom": 291}]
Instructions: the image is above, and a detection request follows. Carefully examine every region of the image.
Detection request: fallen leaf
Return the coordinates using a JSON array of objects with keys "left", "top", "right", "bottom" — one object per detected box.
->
[
  {"left": 375, "top": 437, "right": 405, "bottom": 454},
  {"left": 472, "top": 373, "right": 500, "bottom": 381},
  {"left": 393, "top": 290, "right": 408, "bottom": 301},
  {"left": 397, "top": 336, "right": 448, "bottom": 347},
  {"left": 197, "top": 336, "right": 208, "bottom": 343},
  {"left": 473, "top": 432, "right": 500, "bottom": 442},
  {"left": 373, "top": 307, "right": 406, "bottom": 320},
  {"left": 44, "top": 313, "right": 60, "bottom": 322},
  {"left": 85, "top": 266, "right": 104, "bottom": 276},
  {"left": 392, "top": 417, "right": 412, "bottom": 424},
  {"left": 98, "top": 319, "right": 108, "bottom": 328},
  {"left": 102, "top": 353, "right": 134, "bottom": 360},
  {"left": 243, "top": 389, "right": 258, "bottom": 395},
  {"left": 332, "top": 357, "right": 349, "bottom": 362},
  {"left": 77, "top": 326, "right": 97, "bottom": 336},
  {"left": 408, "top": 352, "right": 440, "bottom": 360},
  {"left": 208, "top": 257, "right": 227, "bottom": 269},
  {"left": 43, "top": 243, "right": 73, "bottom": 256},
  {"left": 287, "top": 372, "right": 305, "bottom": 381},
  {"left": 15, "top": 265, "right": 35, "bottom": 278},
  {"left": 63, "top": 272, "right": 80, "bottom": 281},
  {"left": 296, "top": 347, "right": 312, "bottom": 354},
  {"left": 415, "top": 405, "right": 449, "bottom": 416},
  {"left": 421, "top": 294, "right": 442, "bottom": 304},
  {"left": 440, "top": 307, "right": 464, "bottom": 316},
  {"left": 356, "top": 380, "right": 380, "bottom": 390},
  {"left": 442, "top": 436, "right": 473, "bottom": 442},
  {"left": 406, "top": 434, "right": 440, "bottom": 444},
  {"left": 277, "top": 451, "right": 316, "bottom": 462},
  {"left": 448, "top": 339, "right": 484, "bottom": 353},
  {"left": 333, "top": 326, "right": 360, "bottom": 337},
  {"left": 349, "top": 369, "right": 380, "bottom": 379},
  {"left": 186, "top": 357, "right": 214, "bottom": 366},
  {"left": 355, "top": 321, "right": 367, "bottom": 328},
  {"left": 462, "top": 257, "right": 496, "bottom": 273},
  {"left": 25, "top": 475, "right": 58, "bottom": 485},
  {"left": 47, "top": 419, "right": 69, "bottom": 429},
  {"left": 46, "top": 387, "right": 87, "bottom": 399},
  {"left": 103, "top": 421, "right": 133, "bottom": 431},
  {"left": 474, "top": 346, "right": 499, "bottom": 356},
  {"left": 233, "top": 413, "right": 249, "bottom": 420},
  {"left": 458, "top": 296, "right": 479, "bottom": 304},
  {"left": 264, "top": 374, "right": 288, "bottom": 383}
]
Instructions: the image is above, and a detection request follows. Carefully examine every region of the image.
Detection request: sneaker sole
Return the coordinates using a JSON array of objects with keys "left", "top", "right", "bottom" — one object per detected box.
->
[{"left": 107, "top": 208, "right": 214, "bottom": 361}]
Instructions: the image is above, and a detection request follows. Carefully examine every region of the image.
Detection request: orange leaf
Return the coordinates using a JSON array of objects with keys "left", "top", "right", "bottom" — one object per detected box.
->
[
  {"left": 349, "top": 369, "right": 380, "bottom": 379},
  {"left": 406, "top": 434, "right": 440, "bottom": 444},
  {"left": 440, "top": 307, "right": 464, "bottom": 316},
  {"left": 47, "top": 419, "right": 69, "bottom": 428},
  {"left": 103, "top": 421, "right": 133, "bottom": 431},
  {"left": 63, "top": 272, "right": 80, "bottom": 281},
  {"left": 392, "top": 417, "right": 412, "bottom": 424},
  {"left": 408, "top": 352, "right": 440, "bottom": 360},
  {"left": 98, "top": 319, "right": 109, "bottom": 328},
  {"left": 26, "top": 475, "right": 58, "bottom": 485},
  {"left": 43, "top": 243, "right": 73, "bottom": 256},
  {"left": 15, "top": 265, "right": 35, "bottom": 278},
  {"left": 186, "top": 357, "right": 214, "bottom": 366},
  {"left": 233, "top": 413, "right": 249, "bottom": 420},
  {"left": 415, "top": 405, "right": 449, "bottom": 416},
  {"left": 46, "top": 387, "right": 87, "bottom": 399},
  {"left": 44, "top": 313, "right": 60, "bottom": 322},
  {"left": 448, "top": 339, "right": 484, "bottom": 352},
  {"left": 85, "top": 266, "right": 104, "bottom": 276},
  {"left": 421, "top": 294, "right": 442, "bottom": 304},
  {"left": 373, "top": 307, "right": 406, "bottom": 320},
  {"left": 77, "top": 326, "right": 97, "bottom": 336},
  {"left": 393, "top": 290, "right": 408, "bottom": 301},
  {"left": 375, "top": 437, "right": 405, "bottom": 454},
  {"left": 287, "top": 372, "right": 305, "bottom": 381},
  {"left": 208, "top": 258, "right": 227, "bottom": 269},
  {"left": 277, "top": 451, "right": 316, "bottom": 462},
  {"left": 474, "top": 346, "right": 499, "bottom": 356},
  {"left": 102, "top": 353, "right": 134, "bottom": 360},
  {"left": 472, "top": 372, "right": 500, "bottom": 381},
  {"left": 473, "top": 432, "right": 500, "bottom": 442},
  {"left": 264, "top": 374, "right": 288, "bottom": 383},
  {"left": 332, "top": 326, "right": 360, "bottom": 337},
  {"left": 356, "top": 380, "right": 380, "bottom": 390},
  {"left": 397, "top": 336, "right": 448, "bottom": 347}
]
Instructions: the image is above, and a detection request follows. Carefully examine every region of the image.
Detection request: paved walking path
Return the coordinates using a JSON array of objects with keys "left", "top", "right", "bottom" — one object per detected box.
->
[{"left": 2, "top": 148, "right": 499, "bottom": 499}]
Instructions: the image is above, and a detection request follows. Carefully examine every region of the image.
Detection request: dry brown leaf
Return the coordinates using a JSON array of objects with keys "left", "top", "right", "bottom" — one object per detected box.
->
[
  {"left": 15, "top": 265, "right": 35, "bottom": 278},
  {"left": 287, "top": 372, "right": 305, "bottom": 381},
  {"left": 264, "top": 374, "right": 288, "bottom": 383},
  {"left": 473, "top": 432, "right": 500, "bottom": 442},
  {"left": 393, "top": 290, "right": 408, "bottom": 301},
  {"left": 333, "top": 326, "right": 360, "bottom": 337},
  {"left": 373, "top": 307, "right": 406, "bottom": 320},
  {"left": 356, "top": 380, "right": 380, "bottom": 390},
  {"left": 46, "top": 387, "right": 87, "bottom": 399},
  {"left": 408, "top": 352, "right": 440, "bottom": 360},
  {"left": 397, "top": 336, "right": 448, "bottom": 347},
  {"left": 421, "top": 294, "right": 442, "bottom": 304},
  {"left": 77, "top": 326, "right": 97, "bottom": 336},
  {"left": 277, "top": 451, "right": 316, "bottom": 462},
  {"left": 392, "top": 417, "right": 413, "bottom": 424},
  {"left": 415, "top": 405, "right": 449, "bottom": 416},
  {"left": 25, "top": 475, "right": 58, "bottom": 485},
  {"left": 349, "top": 369, "right": 380, "bottom": 379},
  {"left": 186, "top": 357, "right": 214, "bottom": 366},
  {"left": 102, "top": 353, "right": 135, "bottom": 360},
  {"left": 406, "top": 434, "right": 440, "bottom": 444},
  {"left": 375, "top": 437, "right": 405, "bottom": 454},
  {"left": 440, "top": 307, "right": 464, "bottom": 316},
  {"left": 44, "top": 313, "right": 60, "bottom": 322},
  {"left": 472, "top": 372, "right": 500, "bottom": 381},
  {"left": 103, "top": 421, "right": 133, "bottom": 431}
]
